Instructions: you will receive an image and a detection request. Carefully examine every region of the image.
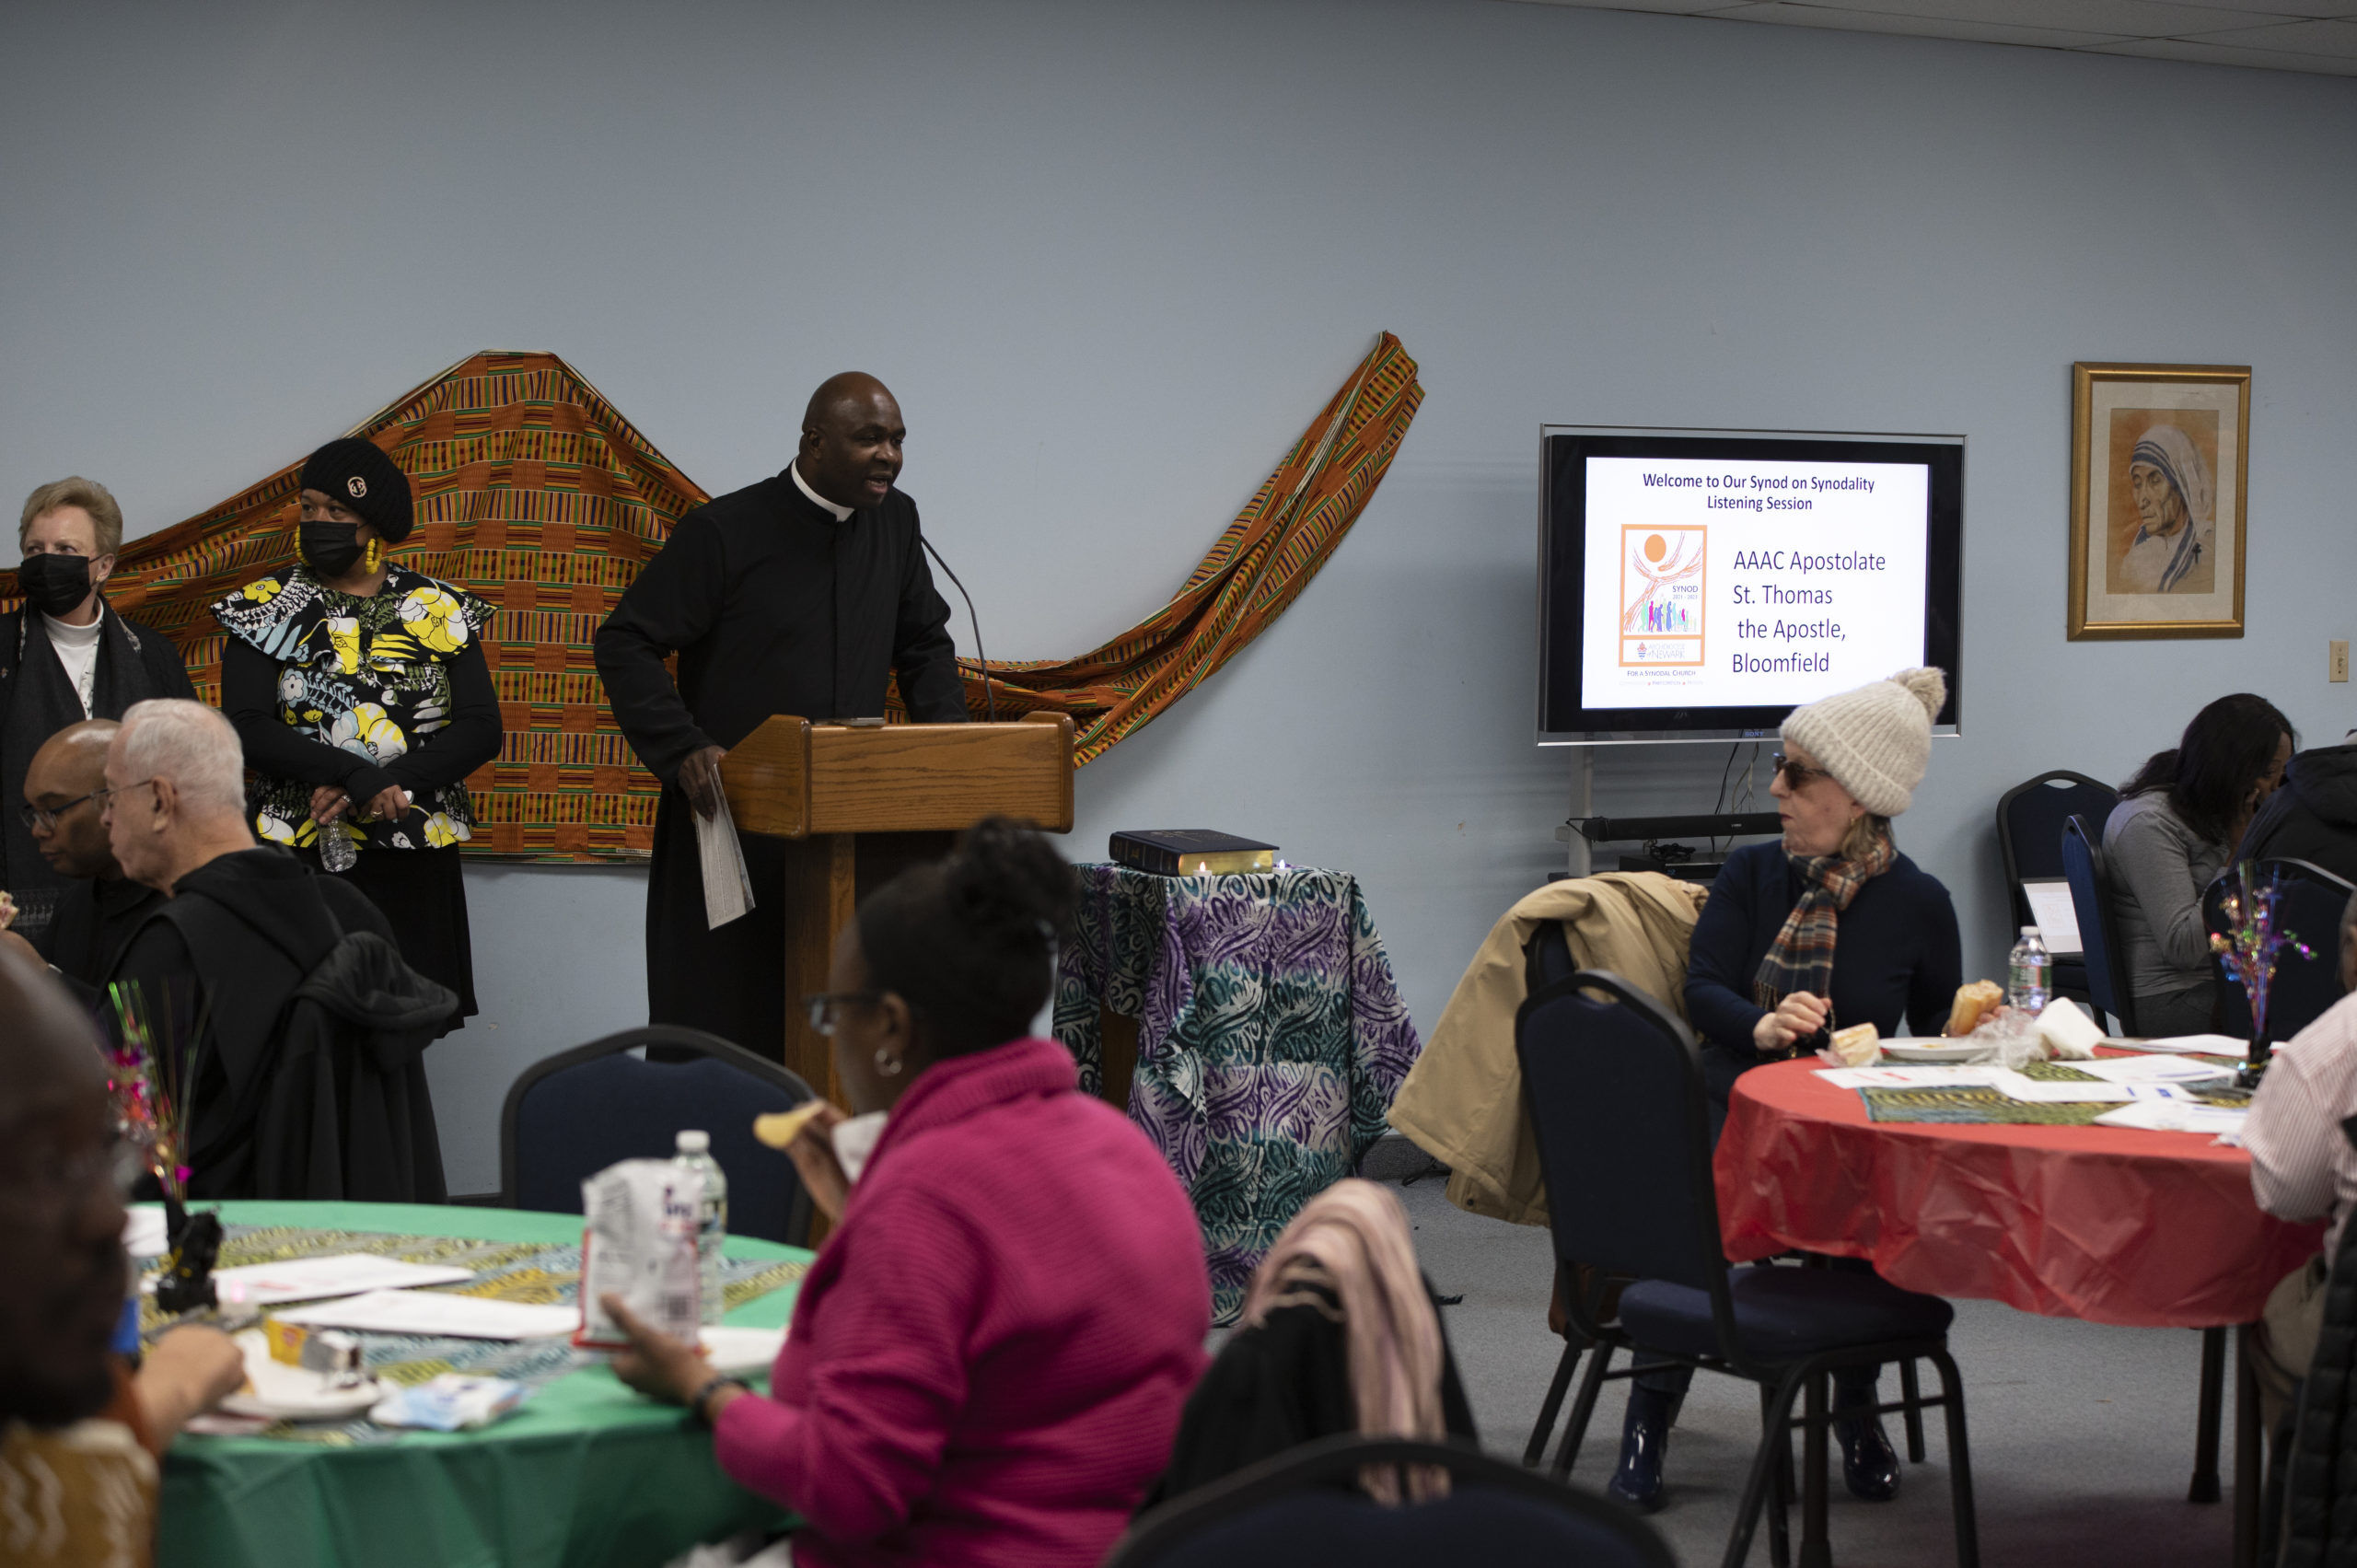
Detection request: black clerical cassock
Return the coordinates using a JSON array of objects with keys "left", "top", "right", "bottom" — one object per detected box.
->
[{"left": 595, "top": 468, "right": 970, "bottom": 1056}]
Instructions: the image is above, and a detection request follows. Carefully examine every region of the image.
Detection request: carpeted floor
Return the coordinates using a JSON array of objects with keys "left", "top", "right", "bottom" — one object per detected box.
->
[{"left": 1383, "top": 1158, "right": 2244, "bottom": 1567}]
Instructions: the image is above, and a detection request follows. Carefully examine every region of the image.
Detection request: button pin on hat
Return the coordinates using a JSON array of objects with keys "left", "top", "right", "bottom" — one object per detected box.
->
[{"left": 347, "top": 476, "right": 367, "bottom": 499}]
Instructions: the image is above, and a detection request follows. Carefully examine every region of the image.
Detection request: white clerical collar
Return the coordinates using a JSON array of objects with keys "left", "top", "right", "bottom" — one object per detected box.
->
[{"left": 790, "top": 462, "right": 854, "bottom": 521}]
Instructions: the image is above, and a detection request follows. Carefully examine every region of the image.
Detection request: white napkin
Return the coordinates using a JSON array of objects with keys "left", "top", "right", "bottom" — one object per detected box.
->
[
  {"left": 2035, "top": 998, "right": 2104, "bottom": 1060},
  {"left": 831, "top": 1112, "right": 888, "bottom": 1185}
]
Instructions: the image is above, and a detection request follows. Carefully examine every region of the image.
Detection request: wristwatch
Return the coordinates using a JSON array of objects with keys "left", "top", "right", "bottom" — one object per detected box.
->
[{"left": 690, "top": 1374, "right": 750, "bottom": 1426}]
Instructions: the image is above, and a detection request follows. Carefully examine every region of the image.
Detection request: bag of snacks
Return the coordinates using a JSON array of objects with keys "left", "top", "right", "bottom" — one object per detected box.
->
[{"left": 575, "top": 1158, "right": 704, "bottom": 1349}]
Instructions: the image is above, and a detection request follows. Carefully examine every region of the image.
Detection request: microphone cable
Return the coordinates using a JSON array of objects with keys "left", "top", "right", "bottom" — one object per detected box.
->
[{"left": 919, "top": 533, "right": 997, "bottom": 724}]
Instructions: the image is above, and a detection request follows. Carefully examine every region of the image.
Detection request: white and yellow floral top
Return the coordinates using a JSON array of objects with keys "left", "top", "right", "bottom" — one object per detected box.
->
[{"left": 211, "top": 564, "right": 494, "bottom": 853}]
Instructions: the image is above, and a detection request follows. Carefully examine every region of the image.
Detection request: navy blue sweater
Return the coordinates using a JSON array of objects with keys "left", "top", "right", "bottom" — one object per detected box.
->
[{"left": 1686, "top": 840, "right": 1963, "bottom": 1060}]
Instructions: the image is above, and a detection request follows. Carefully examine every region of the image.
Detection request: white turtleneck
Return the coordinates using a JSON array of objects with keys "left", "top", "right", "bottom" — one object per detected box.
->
[
  {"left": 790, "top": 462, "right": 854, "bottom": 521},
  {"left": 42, "top": 611, "right": 101, "bottom": 717}
]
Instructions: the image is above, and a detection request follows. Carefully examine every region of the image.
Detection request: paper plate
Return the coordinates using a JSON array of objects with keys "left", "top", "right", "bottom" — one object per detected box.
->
[
  {"left": 216, "top": 1330, "right": 381, "bottom": 1422},
  {"left": 1880, "top": 1040, "right": 1997, "bottom": 1064}
]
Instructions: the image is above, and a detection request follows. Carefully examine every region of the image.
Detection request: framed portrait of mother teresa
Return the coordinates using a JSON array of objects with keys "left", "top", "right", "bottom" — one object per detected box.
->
[{"left": 2067, "top": 361, "right": 2249, "bottom": 640}]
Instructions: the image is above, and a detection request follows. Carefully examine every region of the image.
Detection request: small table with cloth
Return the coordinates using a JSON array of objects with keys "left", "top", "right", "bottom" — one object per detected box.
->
[
  {"left": 154, "top": 1200, "right": 810, "bottom": 1568},
  {"left": 1716, "top": 1058, "right": 2323, "bottom": 1568},
  {"left": 1051, "top": 864, "right": 1422, "bottom": 1323}
]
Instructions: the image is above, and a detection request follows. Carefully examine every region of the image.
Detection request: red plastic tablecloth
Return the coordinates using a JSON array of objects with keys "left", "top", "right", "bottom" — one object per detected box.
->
[{"left": 1715, "top": 1059, "right": 2324, "bottom": 1328}]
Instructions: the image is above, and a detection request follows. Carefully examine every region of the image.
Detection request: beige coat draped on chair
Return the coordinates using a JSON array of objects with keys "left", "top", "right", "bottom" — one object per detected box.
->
[{"left": 1387, "top": 872, "right": 1709, "bottom": 1225}]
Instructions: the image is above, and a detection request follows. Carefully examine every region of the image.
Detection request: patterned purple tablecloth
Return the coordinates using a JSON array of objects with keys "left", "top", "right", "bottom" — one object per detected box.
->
[{"left": 1052, "top": 865, "right": 1423, "bottom": 1321}]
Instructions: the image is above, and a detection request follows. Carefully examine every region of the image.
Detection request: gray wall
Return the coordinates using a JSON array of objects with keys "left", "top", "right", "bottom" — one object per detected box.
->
[{"left": 6, "top": 0, "right": 2352, "bottom": 1193}]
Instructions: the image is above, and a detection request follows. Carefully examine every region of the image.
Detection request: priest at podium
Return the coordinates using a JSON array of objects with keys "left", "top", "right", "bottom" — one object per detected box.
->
[{"left": 594, "top": 373, "right": 969, "bottom": 1054}]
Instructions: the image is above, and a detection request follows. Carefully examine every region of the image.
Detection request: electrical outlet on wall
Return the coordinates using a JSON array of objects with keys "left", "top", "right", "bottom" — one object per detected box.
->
[{"left": 2333, "top": 640, "right": 2350, "bottom": 683}]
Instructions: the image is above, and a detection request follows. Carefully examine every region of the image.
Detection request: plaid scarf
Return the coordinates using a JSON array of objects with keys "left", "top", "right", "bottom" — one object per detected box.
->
[{"left": 1752, "top": 829, "right": 1896, "bottom": 1020}]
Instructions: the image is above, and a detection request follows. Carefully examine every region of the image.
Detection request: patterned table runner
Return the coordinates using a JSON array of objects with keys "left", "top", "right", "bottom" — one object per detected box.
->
[
  {"left": 1858, "top": 1059, "right": 2251, "bottom": 1125},
  {"left": 148, "top": 1225, "right": 806, "bottom": 1445}
]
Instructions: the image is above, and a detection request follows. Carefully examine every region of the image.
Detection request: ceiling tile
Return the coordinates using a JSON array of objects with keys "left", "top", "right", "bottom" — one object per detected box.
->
[
  {"left": 1811, "top": 0, "right": 2302, "bottom": 35},
  {"left": 2084, "top": 32, "right": 2357, "bottom": 64},
  {"left": 2189, "top": 16, "right": 2357, "bottom": 49},
  {"left": 2166, "top": 0, "right": 2357, "bottom": 13},
  {"left": 1495, "top": 1, "right": 1733, "bottom": 11},
  {"left": 1698, "top": 2, "right": 2132, "bottom": 44}
]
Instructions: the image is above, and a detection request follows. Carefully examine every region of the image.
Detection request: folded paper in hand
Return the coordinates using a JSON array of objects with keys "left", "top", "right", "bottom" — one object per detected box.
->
[{"left": 697, "top": 790, "right": 755, "bottom": 930}]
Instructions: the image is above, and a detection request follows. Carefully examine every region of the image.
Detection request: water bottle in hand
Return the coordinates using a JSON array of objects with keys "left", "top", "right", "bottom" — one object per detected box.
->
[
  {"left": 2007, "top": 926, "right": 2051, "bottom": 1015},
  {"left": 673, "top": 1130, "right": 728, "bottom": 1325}
]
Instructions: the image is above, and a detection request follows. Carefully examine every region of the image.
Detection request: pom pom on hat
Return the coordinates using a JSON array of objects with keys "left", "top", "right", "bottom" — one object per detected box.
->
[
  {"left": 1780, "top": 667, "right": 1947, "bottom": 817},
  {"left": 299, "top": 438, "right": 413, "bottom": 544}
]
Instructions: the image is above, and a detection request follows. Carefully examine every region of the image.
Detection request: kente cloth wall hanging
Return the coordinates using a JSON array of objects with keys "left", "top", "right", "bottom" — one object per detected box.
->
[{"left": 9, "top": 336, "right": 1422, "bottom": 862}]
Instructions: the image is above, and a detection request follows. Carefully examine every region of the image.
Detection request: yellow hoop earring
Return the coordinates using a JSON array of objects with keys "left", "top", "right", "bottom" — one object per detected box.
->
[{"left": 363, "top": 539, "right": 383, "bottom": 573}]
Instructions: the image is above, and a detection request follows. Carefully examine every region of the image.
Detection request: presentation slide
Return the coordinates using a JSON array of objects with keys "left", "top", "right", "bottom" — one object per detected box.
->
[{"left": 1576, "top": 455, "right": 1929, "bottom": 712}]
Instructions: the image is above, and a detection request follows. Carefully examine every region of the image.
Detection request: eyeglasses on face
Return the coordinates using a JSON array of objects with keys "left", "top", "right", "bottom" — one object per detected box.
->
[
  {"left": 18, "top": 786, "right": 106, "bottom": 831},
  {"left": 1771, "top": 752, "right": 1833, "bottom": 791},
  {"left": 802, "top": 992, "right": 884, "bottom": 1036}
]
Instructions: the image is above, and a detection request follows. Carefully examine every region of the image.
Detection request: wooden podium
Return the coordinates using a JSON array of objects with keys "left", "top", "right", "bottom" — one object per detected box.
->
[{"left": 719, "top": 714, "right": 1074, "bottom": 1103}]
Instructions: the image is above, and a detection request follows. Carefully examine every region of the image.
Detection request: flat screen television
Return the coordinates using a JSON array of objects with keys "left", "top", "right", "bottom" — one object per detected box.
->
[{"left": 1538, "top": 426, "right": 1963, "bottom": 744}]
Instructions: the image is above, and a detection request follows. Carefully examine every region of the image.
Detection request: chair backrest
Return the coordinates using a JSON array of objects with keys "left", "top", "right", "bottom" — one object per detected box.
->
[
  {"left": 2063, "top": 814, "right": 2138, "bottom": 1037},
  {"left": 499, "top": 1027, "right": 816, "bottom": 1247},
  {"left": 1997, "top": 771, "right": 2119, "bottom": 923},
  {"left": 1523, "top": 920, "right": 1579, "bottom": 993},
  {"left": 1515, "top": 970, "right": 1727, "bottom": 1299},
  {"left": 1106, "top": 1434, "right": 1677, "bottom": 1568},
  {"left": 2206, "top": 859, "right": 2356, "bottom": 1045}
]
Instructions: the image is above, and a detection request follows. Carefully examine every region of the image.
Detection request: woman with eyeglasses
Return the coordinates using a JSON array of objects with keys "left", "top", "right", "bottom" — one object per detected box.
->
[
  {"left": 209, "top": 439, "right": 502, "bottom": 1030},
  {"left": 3, "top": 477, "right": 194, "bottom": 953},
  {"left": 1607, "top": 667, "right": 1961, "bottom": 1518},
  {"left": 2105, "top": 692, "right": 2295, "bottom": 1037},
  {"left": 599, "top": 817, "right": 1212, "bottom": 1568}
]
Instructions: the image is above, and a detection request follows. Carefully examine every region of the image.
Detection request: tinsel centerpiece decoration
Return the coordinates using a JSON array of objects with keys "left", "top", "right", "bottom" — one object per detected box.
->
[
  {"left": 2209, "top": 862, "right": 2313, "bottom": 1085},
  {"left": 108, "top": 980, "right": 220, "bottom": 1314}
]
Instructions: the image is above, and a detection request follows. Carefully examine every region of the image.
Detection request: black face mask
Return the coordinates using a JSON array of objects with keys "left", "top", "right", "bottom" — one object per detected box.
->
[
  {"left": 17, "top": 552, "right": 94, "bottom": 619},
  {"left": 299, "top": 521, "right": 366, "bottom": 579}
]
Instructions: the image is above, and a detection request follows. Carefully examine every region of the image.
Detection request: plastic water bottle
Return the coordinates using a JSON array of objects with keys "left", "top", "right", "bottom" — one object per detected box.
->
[
  {"left": 673, "top": 1130, "right": 727, "bottom": 1325},
  {"left": 2007, "top": 926, "right": 2051, "bottom": 1015}
]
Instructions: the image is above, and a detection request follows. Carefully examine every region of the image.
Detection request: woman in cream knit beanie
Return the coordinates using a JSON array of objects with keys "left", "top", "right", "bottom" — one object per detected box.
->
[
  {"left": 1604, "top": 665, "right": 1959, "bottom": 1519},
  {"left": 1780, "top": 666, "right": 1947, "bottom": 820}
]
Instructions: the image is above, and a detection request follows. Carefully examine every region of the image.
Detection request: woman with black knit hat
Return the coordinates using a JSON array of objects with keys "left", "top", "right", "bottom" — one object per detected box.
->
[{"left": 210, "top": 437, "right": 502, "bottom": 1021}]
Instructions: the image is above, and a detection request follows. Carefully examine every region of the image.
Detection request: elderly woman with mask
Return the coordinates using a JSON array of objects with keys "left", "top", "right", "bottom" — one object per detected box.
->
[
  {"left": 1607, "top": 667, "right": 1962, "bottom": 1517},
  {"left": 211, "top": 438, "right": 501, "bottom": 1025},
  {"left": 2117, "top": 424, "right": 2217, "bottom": 596},
  {"left": 3, "top": 478, "right": 194, "bottom": 948}
]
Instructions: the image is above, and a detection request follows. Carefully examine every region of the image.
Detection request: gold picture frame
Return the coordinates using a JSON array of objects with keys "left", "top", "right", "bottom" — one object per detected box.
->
[{"left": 2068, "top": 361, "right": 2248, "bottom": 640}]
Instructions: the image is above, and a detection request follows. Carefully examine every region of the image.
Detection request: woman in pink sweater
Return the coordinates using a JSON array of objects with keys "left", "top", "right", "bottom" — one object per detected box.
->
[{"left": 606, "top": 819, "right": 1211, "bottom": 1568}]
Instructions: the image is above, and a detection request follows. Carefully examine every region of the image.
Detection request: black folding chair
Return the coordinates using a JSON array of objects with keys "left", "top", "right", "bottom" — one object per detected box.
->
[
  {"left": 1516, "top": 970, "right": 1978, "bottom": 1568},
  {"left": 2204, "top": 858, "right": 2355, "bottom": 1047},
  {"left": 2062, "top": 813, "right": 2140, "bottom": 1038},
  {"left": 1106, "top": 1434, "right": 1675, "bottom": 1568},
  {"left": 499, "top": 1026, "right": 817, "bottom": 1247},
  {"left": 1996, "top": 772, "right": 2119, "bottom": 1005}
]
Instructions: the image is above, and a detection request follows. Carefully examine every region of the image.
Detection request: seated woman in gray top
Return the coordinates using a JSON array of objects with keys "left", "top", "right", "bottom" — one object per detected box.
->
[{"left": 2105, "top": 693, "right": 2293, "bottom": 1036}]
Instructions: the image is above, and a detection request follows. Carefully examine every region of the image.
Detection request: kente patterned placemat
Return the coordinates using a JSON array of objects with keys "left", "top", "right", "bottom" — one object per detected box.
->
[
  {"left": 145, "top": 1225, "right": 806, "bottom": 1446},
  {"left": 1858, "top": 1059, "right": 2251, "bottom": 1125}
]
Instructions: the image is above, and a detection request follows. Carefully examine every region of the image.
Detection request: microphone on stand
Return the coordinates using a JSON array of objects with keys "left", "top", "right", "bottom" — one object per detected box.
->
[{"left": 918, "top": 533, "right": 997, "bottom": 724}]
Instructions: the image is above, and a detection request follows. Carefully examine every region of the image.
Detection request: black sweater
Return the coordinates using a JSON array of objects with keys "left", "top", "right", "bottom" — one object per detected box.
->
[
  {"left": 2245, "top": 744, "right": 2357, "bottom": 889},
  {"left": 1686, "top": 839, "right": 1964, "bottom": 1059}
]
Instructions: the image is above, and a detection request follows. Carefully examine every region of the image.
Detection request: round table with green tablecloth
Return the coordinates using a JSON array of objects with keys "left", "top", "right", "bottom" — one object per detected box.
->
[{"left": 157, "top": 1200, "right": 810, "bottom": 1568}]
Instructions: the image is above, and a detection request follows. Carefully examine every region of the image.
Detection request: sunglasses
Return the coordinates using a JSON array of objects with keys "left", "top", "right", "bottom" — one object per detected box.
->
[{"left": 1771, "top": 753, "right": 1833, "bottom": 791}]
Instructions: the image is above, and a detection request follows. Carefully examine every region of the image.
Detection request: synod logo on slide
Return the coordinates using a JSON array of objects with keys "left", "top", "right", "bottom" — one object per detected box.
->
[{"left": 1620, "top": 525, "right": 1705, "bottom": 668}]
